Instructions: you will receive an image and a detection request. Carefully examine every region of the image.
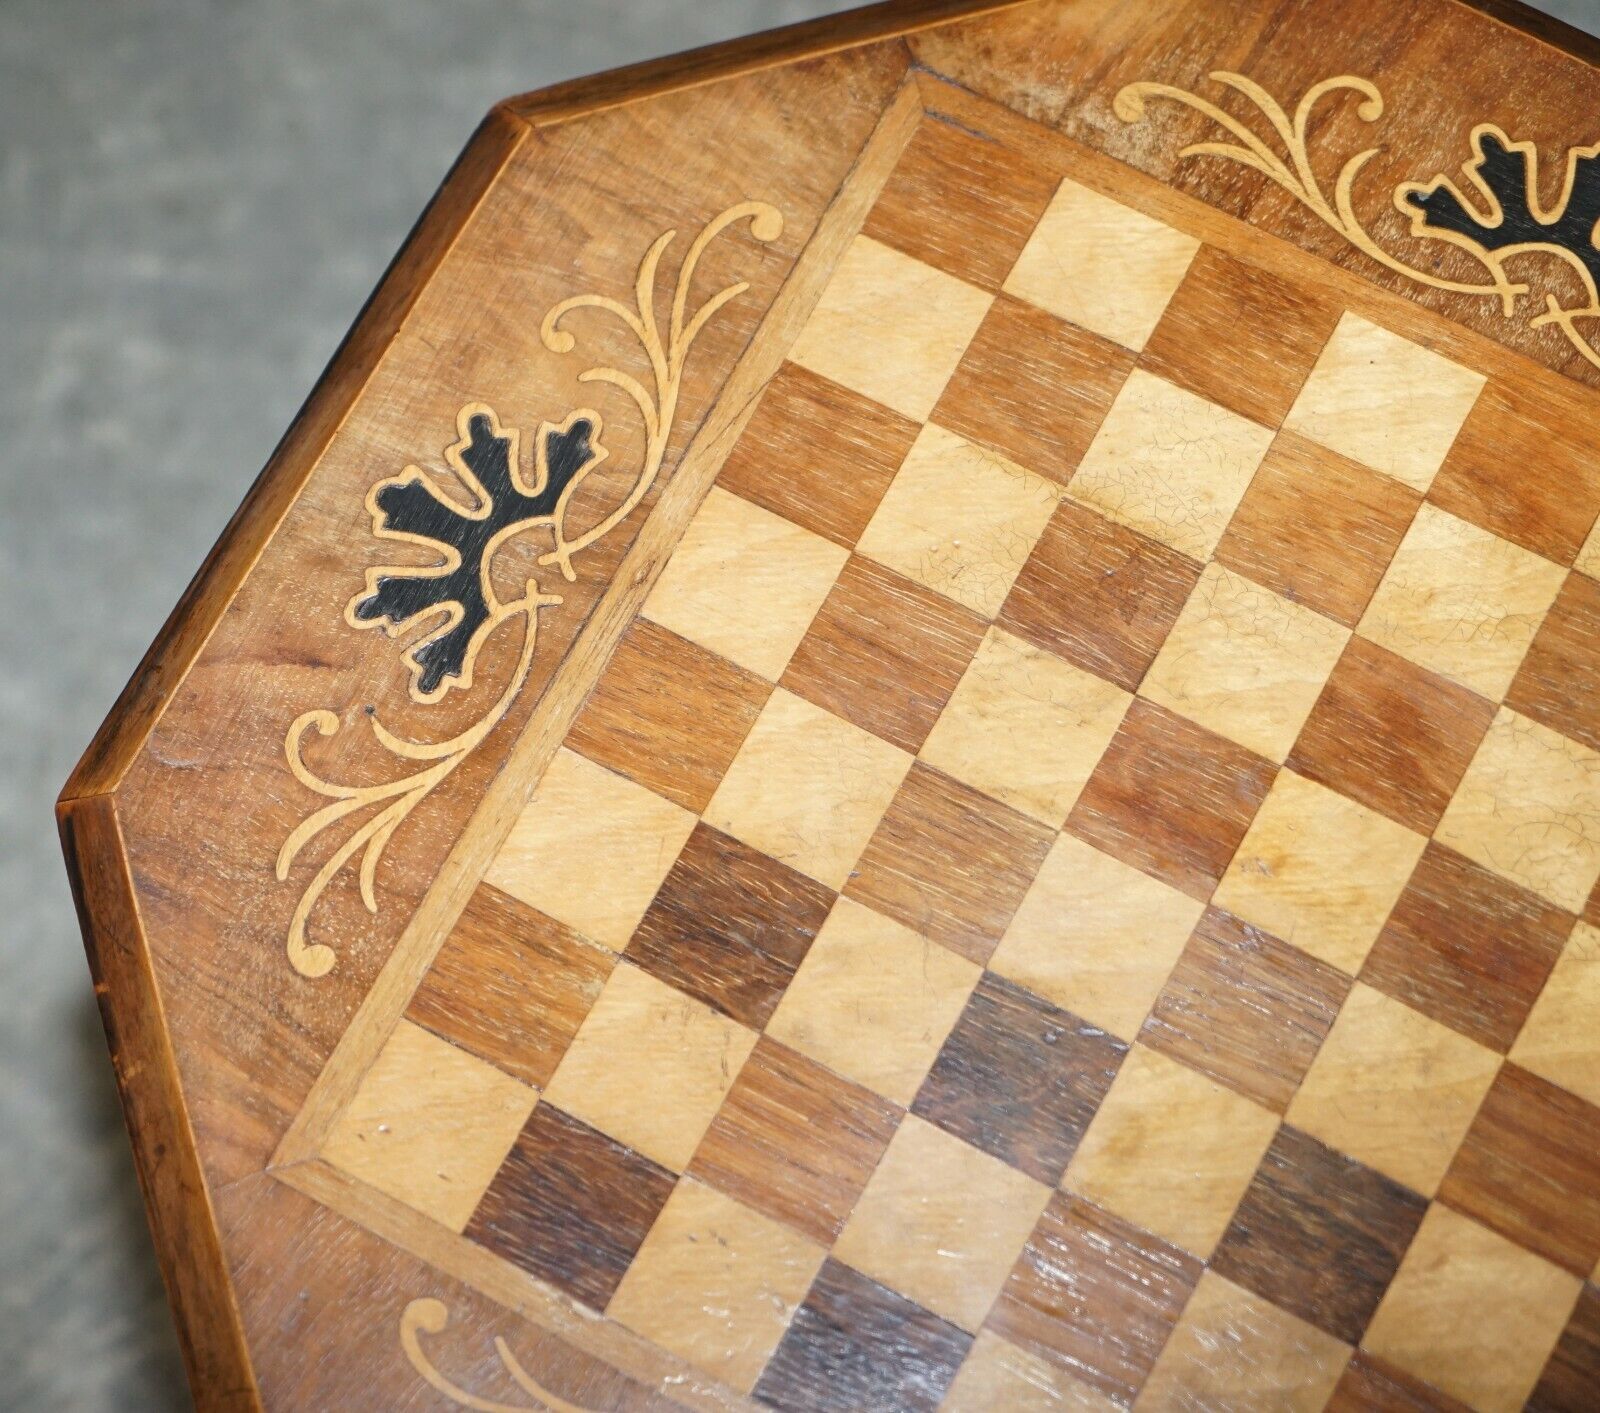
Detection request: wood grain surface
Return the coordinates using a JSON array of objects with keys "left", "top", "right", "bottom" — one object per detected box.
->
[{"left": 60, "top": 0, "right": 1600, "bottom": 1406}]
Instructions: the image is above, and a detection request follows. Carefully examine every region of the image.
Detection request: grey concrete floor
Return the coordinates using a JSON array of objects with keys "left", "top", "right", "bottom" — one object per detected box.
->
[{"left": 2, "top": 1, "right": 1597, "bottom": 1408}]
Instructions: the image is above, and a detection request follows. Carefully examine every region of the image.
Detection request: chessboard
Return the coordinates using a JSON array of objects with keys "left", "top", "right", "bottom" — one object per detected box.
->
[{"left": 60, "top": 2, "right": 1600, "bottom": 1410}]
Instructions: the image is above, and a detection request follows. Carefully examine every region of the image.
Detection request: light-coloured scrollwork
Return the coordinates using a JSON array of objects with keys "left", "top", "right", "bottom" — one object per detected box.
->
[
  {"left": 1116, "top": 69, "right": 1600, "bottom": 371},
  {"left": 277, "top": 200, "right": 782, "bottom": 978},
  {"left": 400, "top": 1298, "right": 597, "bottom": 1413},
  {"left": 539, "top": 200, "right": 783, "bottom": 578},
  {"left": 1113, "top": 71, "right": 1523, "bottom": 307}
]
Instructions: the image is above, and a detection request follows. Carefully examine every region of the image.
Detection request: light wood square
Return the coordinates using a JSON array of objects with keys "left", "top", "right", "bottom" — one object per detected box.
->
[
  {"left": 1214, "top": 769, "right": 1426, "bottom": 976},
  {"left": 322, "top": 1019, "right": 536, "bottom": 1233},
  {"left": 788, "top": 234, "right": 992, "bottom": 420},
  {"left": 856, "top": 424, "right": 1061, "bottom": 616},
  {"left": 1436, "top": 706, "right": 1600, "bottom": 911},
  {"left": 942, "top": 1331, "right": 1120, "bottom": 1412},
  {"left": 766, "top": 896, "right": 981, "bottom": 1105},
  {"left": 1512, "top": 920, "right": 1600, "bottom": 1108},
  {"left": 1139, "top": 1271, "right": 1350, "bottom": 1412},
  {"left": 920, "top": 627, "right": 1131, "bottom": 825},
  {"left": 704, "top": 688, "right": 911, "bottom": 890},
  {"left": 834, "top": 1114, "right": 1052, "bottom": 1332},
  {"left": 1285, "top": 982, "right": 1499, "bottom": 1196},
  {"left": 541, "top": 962, "right": 757, "bottom": 1171},
  {"left": 641, "top": 485, "right": 847, "bottom": 681},
  {"left": 1357, "top": 504, "right": 1566, "bottom": 700},
  {"left": 1364, "top": 1204, "right": 1581, "bottom": 1413},
  {"left": 487, "top": 747, "right": 695, "bottom": 951},
  {"left": 1067, "top": 369, "right": 1274, "bottom": 561},
  {"left": 1143, "top": 562, "right": 1351, "bottom": 762},
  {"left": 991, "top": 832, "right": 1203, "bottom": 1041},
  {"left": 1002, "top": 177, "right": 1200, "bottom": 350},
  {"left": 607, "top": 1179, "right": 825, "bottom": 1392},
  {"left": 1063, "top": 1043, "right": 1278, "bottom": 1259},
  {"left": 1283, "top": 312, "right": 1485, "bottom": 492}
]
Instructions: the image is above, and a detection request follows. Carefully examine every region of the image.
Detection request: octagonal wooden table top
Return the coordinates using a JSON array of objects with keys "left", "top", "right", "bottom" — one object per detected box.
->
[{"left": 61, "top": 1, "right": 1600, "bottom": 1407}]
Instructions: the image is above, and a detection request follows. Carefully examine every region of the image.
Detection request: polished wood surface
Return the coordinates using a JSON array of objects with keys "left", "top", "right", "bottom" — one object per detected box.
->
[{"left": 60, "top": 0, "right": 1600, "bottom": 1407}]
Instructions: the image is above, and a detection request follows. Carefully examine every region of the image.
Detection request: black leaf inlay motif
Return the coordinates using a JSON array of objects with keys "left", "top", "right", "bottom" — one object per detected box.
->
[
  {"left": 1405, "top": 127, "right": 1600, "bottom": 292},
  {"left": 351, "top": 405, "right": 602, "bottom": 698}
]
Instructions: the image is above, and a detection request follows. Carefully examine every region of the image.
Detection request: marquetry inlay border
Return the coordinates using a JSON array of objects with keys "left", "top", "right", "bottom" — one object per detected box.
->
[
  {"left": 275, "top": 203, "right": 783, "bottom": 979},
  {"left": 1118, "top": 68, "right": 1600, "bottom": 374}
]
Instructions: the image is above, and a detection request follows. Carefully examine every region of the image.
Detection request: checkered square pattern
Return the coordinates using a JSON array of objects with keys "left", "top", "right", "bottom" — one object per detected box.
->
[{"left": 320, "top": 119, "right": 1600, "bottom": 1411}]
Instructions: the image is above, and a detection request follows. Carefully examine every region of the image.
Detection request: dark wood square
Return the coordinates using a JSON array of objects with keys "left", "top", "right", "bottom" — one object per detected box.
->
[
  {"left": 753, "top": 1258, "right": 972, "bottom": 1413},
  {"left": 1439, "top": 1062, "right": 1600, "bottom": 1276},
  {"left": 1212, "top": 1124, "right": 1427, "bottom": 1345},
  {"left": 1066, "top": 699, "right": 1276, "bottom": 900},
  {"left": 566, "top": 616, "right": 770, "bottom": 814},
  {"left": 464, "top": 1103, "right": 674, "bottom": 1312},
  {"left": 1361, "top": 842, "right": 1570, "bottom": 1052},
  {"left": 628, "top": 823, "right": 835, "bottom": 1029},
  {"left": 688, "top": 1036, "right": 900, "bottom": 1246},
  {"left": 989, "top": 1191, "right": 1201, "bottom": 1405},
  {"left": 1140, "top": 246, "right": 1342, "bottom": 427},
  {"left": 715, "top": 359, "right": 919, "bottom": 548},
  {"left": 1328, "top": 1352, "right": 1473, "bottom": 1412},
  {"left": 1528, "top": 1281, "right": 1600, "bottom": 1413},
  {"left": 912, "top": 972, "right": 1127, "bottom": 1185},
  {"left": 1214, "top": 430, "right": 1422, "bottom": 629},
  {"left": 1429, "top": 374, "right": 1600, "bottom": 565},
  {"left": 781, "top": 554, "right": 987, "bottom": 753},
  {"left": 1508, "top": 569, "right": 1600, "bottom": 756},
  {"left": 1287, "top": 636, "right": 1495, "bottom": 835},
  {"left": 931, "top": 292, "right": 1134, "bottom": 484},
  {"left": 999, "top": 499, "right": 1203, "bottom": 693},
  {"left": 844, "top": 762, "right": 1055, "bottom": 966},
  {"left": 862, "top": 116, "right": 1058, "bottom": 291},
  {"left": 1141, "top": 907, "right": 1350, "bottom": 1112},
  {"left": 406, "top": 883, "right": 615, "bottom": 1090}
]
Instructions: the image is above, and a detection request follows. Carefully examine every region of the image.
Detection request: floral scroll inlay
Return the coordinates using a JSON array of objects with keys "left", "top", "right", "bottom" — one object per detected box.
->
[
  {"left": 1116, "top": 69, "right": 1600, "bottom": 371},
  {"left": 276, "top": 200, "right": 782, "bottom": 978},
  {"left": 400, "top": 1298, "right": 597, "bottom": 1413}
]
